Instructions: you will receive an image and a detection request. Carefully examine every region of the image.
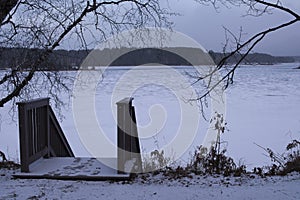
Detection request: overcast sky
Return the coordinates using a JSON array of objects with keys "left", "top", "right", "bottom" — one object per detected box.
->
[{"left": 168, "top": 0, "right": 300, "bottom": 56}]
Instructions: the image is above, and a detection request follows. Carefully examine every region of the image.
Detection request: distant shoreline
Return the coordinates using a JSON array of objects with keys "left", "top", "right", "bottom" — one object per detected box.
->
[
  {"left": 2, "top": 63, "right": 300, "bottom": 73},
  {"left": 0, "top": 47, "right": 299, "bottom": 71}
]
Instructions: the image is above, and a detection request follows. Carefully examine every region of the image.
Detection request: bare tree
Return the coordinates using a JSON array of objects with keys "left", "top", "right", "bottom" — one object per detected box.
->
[
  {"left": 0, "top": 0, "right": 171, "bottom": 108},
  {"left": 193, "top": 0, "right": 300, "bottom": 100}
]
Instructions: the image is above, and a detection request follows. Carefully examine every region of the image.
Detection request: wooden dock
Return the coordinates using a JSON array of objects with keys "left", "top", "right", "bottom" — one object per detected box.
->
[
  {"left": 13, "top": 157, "right": 131, "bottom": 181},
  {"left": 15, "top": 98, "right": 142, "bottom": 181}
]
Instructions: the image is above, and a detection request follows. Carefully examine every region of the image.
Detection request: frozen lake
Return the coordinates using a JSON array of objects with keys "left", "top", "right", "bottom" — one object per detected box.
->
[{"left": 1, "top": 63, "right": 300, "bottom": 169}]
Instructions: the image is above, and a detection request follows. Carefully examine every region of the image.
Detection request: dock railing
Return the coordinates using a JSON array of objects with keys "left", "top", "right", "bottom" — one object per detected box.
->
[
  {"left": 18, "top": 97, "right": 142, "bottom": 174},
  {"left": 17, "top": 98, "right": 74, "bottom": 172}
]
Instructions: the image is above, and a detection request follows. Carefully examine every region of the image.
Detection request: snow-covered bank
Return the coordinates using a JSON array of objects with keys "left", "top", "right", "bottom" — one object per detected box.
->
[{"left": 1, "top": 169, "right": 300, "bottom": 200}]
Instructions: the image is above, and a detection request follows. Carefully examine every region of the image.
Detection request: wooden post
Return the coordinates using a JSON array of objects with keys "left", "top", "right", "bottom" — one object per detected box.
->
[
  {"left": 46, "top": 105, "right": 50, "bottom": 158},
  {"left": 18, "top": 102, "right": 30, "bottom": 172},
  {"left": 116, "top": 97, "right": 142, "bottom": 173}
]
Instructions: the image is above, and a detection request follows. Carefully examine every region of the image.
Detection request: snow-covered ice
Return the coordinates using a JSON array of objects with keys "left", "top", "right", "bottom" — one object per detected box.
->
[{"left": 1, "top": 63, "right": 300, "bottom": 167}]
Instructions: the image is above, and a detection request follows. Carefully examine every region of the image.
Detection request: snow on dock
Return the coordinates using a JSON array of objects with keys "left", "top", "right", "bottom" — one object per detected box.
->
[{"left": 13, "top": 157, "right": 131, "bottom": 181}]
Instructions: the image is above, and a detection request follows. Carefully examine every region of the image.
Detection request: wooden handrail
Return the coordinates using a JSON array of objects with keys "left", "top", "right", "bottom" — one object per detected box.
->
[{"left": 17, "top": 98, "right": 74, "bottom": 172}]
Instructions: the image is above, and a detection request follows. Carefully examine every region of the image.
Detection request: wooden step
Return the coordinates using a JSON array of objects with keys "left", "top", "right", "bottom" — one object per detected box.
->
[{"left": 13, "top": 157, "right": 131, "bottom": 181}]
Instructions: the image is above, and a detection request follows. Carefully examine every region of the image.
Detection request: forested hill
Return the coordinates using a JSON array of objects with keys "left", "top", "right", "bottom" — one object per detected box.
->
[
  {"left": 0, "top": 47, "right": 297, "bottom": 70},
  {"left": 293, "top": 56, "right": 300, "bottom": 62},
  {"left": 0, "top": 48, "right": 90, "bottom": 70},
  {"left": 208, "top": 51, "right": 296, "bottom": 65}
]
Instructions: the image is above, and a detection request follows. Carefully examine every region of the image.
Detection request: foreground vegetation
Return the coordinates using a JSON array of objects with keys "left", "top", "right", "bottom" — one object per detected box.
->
[
  {"left": 1, "top": 138, "right": 299, "bottom": 179},
  {"left": 140, "top": 138, "right": 300, "bottom": 180}
]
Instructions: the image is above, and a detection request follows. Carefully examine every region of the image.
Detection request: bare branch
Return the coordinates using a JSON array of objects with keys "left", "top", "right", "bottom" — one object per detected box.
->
[
  {"left": 252, "top": 0, "right": 300, "bottom": 19},
  {"left": 0, "top": 0, "right": 171, "bottom": 107},
  {"left": 194, "top": 16, "right": 299, "bottom": 101},
  {"left": 191, "top": 0, "right": 300, "bottom": 103}
]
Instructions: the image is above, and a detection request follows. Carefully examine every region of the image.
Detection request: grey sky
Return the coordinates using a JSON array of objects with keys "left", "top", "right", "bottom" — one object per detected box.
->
[{"left": 169, "top": 0, "right": 300, "bottom": 56}]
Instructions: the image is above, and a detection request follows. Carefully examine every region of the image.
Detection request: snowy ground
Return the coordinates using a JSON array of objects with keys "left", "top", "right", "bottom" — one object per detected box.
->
[{"left": 1, "top": 169, "right": 300, "bottom": 200}]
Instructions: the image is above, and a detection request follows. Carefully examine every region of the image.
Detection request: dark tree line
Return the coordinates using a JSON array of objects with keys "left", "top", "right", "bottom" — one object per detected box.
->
[
  {"left": 208, "top": 51, "right": 295, "bottom": 65},
  {"left": 0, "top": 47, "right": 296, "bottom": 71}
]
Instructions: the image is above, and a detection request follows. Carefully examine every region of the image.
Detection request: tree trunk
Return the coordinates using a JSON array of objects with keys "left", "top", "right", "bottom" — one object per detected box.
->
[{"left": 0, "top": 0, "right": 18, "bottom": 24}]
